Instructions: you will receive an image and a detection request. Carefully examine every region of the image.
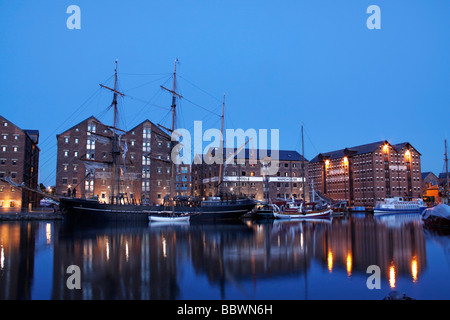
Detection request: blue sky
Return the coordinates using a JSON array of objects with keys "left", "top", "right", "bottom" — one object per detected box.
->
[{"left": 0, "top": 0, "right": 449, "bottom": 186}]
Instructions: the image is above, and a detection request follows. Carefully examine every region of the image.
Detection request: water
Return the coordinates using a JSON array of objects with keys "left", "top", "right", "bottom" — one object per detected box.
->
[{"left": 0, "top": 213, "right": 449, "bottom": 300}]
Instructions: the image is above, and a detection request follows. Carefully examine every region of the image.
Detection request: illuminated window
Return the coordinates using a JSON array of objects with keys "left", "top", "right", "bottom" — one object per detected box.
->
[
  {"left": 143, "top": 142, "right": 150, "bottom": 152},
  {"left": 87, "top": 124, "right": 96, "bottom": 133},
  {"left": 143, "top": 127, "right": 151, "bottom": 139},
  {"left": 86, "top": 139, "right": 95, "bottom": 150},
  {"left": 85, "top": 180, "right": 94, "bottom": 192}
]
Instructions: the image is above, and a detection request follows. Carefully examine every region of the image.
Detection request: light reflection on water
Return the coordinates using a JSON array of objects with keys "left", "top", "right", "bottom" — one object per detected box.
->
[{"left": 0, "top": 213, "right": 449, "bottom": 300}]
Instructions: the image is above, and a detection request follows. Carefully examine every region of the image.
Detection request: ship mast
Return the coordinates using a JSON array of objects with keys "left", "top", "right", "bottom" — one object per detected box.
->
[
  {"left": 100, "top": 60, "right": 125, "bottom": 204},
  {"left": 161, "top": 59, "right": 181, "bottom": 212},
  {"left": 217, "top": 94, "right": 226, "bottom": 195},
  {"left": 445, "top": 139, "right": 449, "bottom": 198},
  {"left": 301, "top": 123, "right": 305, "bottom": 201}
]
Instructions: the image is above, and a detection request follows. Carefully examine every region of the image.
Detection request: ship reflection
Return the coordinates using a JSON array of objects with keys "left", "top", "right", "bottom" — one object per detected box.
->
[{"left": 0, "top": 213, "right": 431, "bottom": 299}]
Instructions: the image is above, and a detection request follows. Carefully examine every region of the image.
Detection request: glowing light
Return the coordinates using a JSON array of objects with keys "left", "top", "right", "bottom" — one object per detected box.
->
[
  {"left": 389, "top": 263, "right": 396, "bottom": 288},
  {"left": 162, "top": 236, "right": 167, "bottom": 258},
  {"left": 300, "top": 233, "right": 304, "bottom": 249},
  {"left": 411, "top": 256, "right": 418, "bottom": 282},
  {"left": 106, "top": 240, "right": 110, "bottom": 261},
  {"left": 325, "top": 160, "right": 330, "bottom": 168},
  {"left": 327, "top": 250, "right": 333, "bottom": 273},
  {"left": 405, "top": 149, "right": 411, "bottom": 161},
  {"left": 346, "top": 252, "right": 352, "bottom": 276},
  {"left": 383, "top": 144, "right": 389, "bottom": 153},
  {"left": 343, "top": 157, "right": 348, "bottom": 165},
  {"left": 45, "top": 223, "right": 52, "bottom": 245},
  {"left": 0, "top": 245, "right": 4, "bottom": 270}
]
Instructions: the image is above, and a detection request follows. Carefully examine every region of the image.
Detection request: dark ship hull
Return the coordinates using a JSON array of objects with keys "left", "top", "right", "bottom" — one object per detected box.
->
[{"left": 59, "top": 197, "right": 256, "bottom": 223}]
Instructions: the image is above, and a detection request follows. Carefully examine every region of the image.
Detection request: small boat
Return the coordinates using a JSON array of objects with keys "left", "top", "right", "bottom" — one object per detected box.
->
[
  {"left": 373, "top": 197, "right": 427, "bottom": 215},
  {"left": 331, "top": 201, "right": 347, "bottom": 215},
  {"left": 349, "top": 206, "right": 366, "bottom": 212},
  {"left": 254, "top": 203, "right": 276, "bottom": 219},
  {"left": 422, "top": 204, "right": 450, "bottom": 228},
  {"left": 272, "top": 202, "right": 332, "bottom": 219},
  {"left": 149, "top": 214, "right": 190, "bottom": 223}
]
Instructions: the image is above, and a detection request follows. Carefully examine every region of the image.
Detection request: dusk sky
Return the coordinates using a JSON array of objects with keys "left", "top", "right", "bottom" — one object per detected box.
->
[{"left": 0, "top": 0, "right": 449, "bottom": 187}]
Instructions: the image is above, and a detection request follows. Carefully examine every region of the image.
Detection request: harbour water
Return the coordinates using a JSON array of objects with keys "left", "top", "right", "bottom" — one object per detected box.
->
[{"left": 0, "top": 213, "right": 449, "bottom": 300}]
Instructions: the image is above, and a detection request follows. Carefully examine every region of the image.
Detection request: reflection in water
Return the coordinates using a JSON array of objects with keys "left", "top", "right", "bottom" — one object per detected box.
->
[
  {"left": 327, "top": 250, "right": 333, "bottom": 273},
  {"left": 320, "top": 214, "right": 427, "bottom": 290},
  {"left": 411, "top": 256, "right": 418, "bottom": 283},
  {"left": 389, "top": 263, "right": 396, "bottom": 289},
  {"left": 0, "top": 213, "right": 447, "bottom": 300},
  {"left": 346, "top": 252, "right": 352, "bottom": 277}
]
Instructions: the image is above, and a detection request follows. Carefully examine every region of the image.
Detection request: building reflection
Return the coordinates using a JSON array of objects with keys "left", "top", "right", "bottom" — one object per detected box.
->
[
  {"left": 315, "top": 214, "right": 427, "bottom": 288},
  {"left": 52, "top": 224, "right": 189, "bottom": 300},
  {"left": 0, "top": 212, "right": 430, "bottom": 299},
  {"left": 0, "top": 222, "right": 37, "bottom": 299}
]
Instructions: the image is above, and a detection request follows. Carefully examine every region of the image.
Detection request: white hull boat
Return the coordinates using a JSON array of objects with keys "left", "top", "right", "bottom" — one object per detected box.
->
[
  {"left": 272, "top": 203, "right": 332, "bottom": 219},
  {"left": 149, "top": 215, "right": 190, "bottom": 223},
  {"left": 373, "top": 197, "right": 427, "bottom": 215}
]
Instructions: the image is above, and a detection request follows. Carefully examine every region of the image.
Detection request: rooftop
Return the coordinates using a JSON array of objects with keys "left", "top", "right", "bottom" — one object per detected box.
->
[
  {"left": 310, "top": 140, "right": 419, "bottom": 163},
  {"left": 195, "top": 147, "right": 308, "bottom": 163}
]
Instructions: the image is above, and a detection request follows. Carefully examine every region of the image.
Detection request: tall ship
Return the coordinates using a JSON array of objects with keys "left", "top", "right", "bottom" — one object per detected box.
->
[{"left": 59, "top": 60, "right": 255, "bottom": 222}]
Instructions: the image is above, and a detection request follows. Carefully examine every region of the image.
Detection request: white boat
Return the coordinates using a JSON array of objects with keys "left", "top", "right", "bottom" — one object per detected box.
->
[
  {"left": 272, "top": 203, "right": 332, "bottom": 219},
  {"left": 422, "top": 204, "right": 450, "bottom": 227},
  {"left": 373, "top": 197, "right": 427, "bottom": 215},
  {"left": 149, "top": 215, "right": 190, "bottom": 222}
]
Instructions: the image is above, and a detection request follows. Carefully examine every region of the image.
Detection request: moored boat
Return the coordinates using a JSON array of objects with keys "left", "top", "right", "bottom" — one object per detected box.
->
[
  {"left": 149, "top": 215, "right": 190, "bottom": 223},
  {"left": 373, "top": 197, "right": 427, "bottom": 215},
  {"left": 60, "top": 196, "right": 256, "bottom": 222},
  {"left": 58, "top": 60, "right": 256, "bottom": 223},
  {"left": 253, "top": 203, "right": 276, "bottom": 219},
  {"left": 272, "top": 202, "right": 332, "bottom": 219},
  {"left": 422, "top": 204, "right": 450, "bottom": 228},
  {"left": 331, "top": 201, "right": 347, "bottom": 213}
]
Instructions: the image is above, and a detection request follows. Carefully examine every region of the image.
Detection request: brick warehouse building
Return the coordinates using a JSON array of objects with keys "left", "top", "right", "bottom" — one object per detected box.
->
[
  {"left": 175, "top": 162, "right": 191, "bottom": 197},
  {"left": 55, "top": 116, "right": 174, "bottom": 205},
  {"left": 191, "top": 148, "right": 309, "bottom": 201},
  {"left": 308, "top": 141, "right": 422, "bottom": 207},
  {"left": 0, "top": 115, "right": 40, "bottom": 209}
]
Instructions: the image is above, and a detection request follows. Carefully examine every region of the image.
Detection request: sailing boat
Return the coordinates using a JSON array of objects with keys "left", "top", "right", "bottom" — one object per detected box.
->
[
  {"left": 253, "top": 156, "right": 276, "bottom": 218},
  {"left": 149, "top": 59, "right": 190, "bottom": 223},
  {"left": 271, "top": 124, "right": 333, "bottom": 219},
  {"left": 272, "top": 180, "right": 333, "bottom": 219},
  {"left": 58, "top": 60, "right": 256, "bottom": 223}
]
